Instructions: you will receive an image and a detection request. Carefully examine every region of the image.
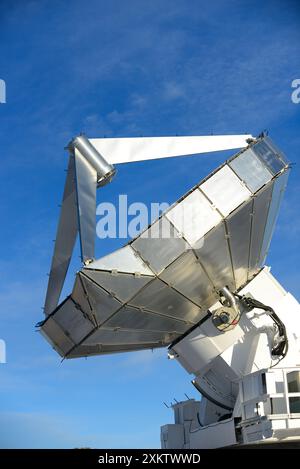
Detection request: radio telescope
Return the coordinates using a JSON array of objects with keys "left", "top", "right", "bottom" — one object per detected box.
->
[{"left": 39, "top": 132, "right": 300, "bottom": 448}]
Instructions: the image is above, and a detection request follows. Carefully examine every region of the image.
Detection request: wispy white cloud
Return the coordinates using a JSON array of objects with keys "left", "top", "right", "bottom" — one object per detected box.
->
[{"left": 163, "top": 81, "right": 186, "bottom": 101}]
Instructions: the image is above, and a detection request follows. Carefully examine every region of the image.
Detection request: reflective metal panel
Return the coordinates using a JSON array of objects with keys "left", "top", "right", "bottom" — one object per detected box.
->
[
  {"left": 82, "top": 269, "right": 152, "bottom": 303},
  {"left": 252, "top": 141, "right": 285, "bottom": 175},
  {"left": 132, "top": 216, "right": 186, "bottom": 274},
  {"left": 68, "top": 342, "right": 163, "bottom": 357},
  {"left": 74, "top": 148, "right": 97, "bottom": 262},
  {"left": 53, "top": 297, "right": 94, "bottom": 344},
  {"left": 200, "top": 165, "right": 251, "bottom": 217},
  {"left": 194, "top": 221, "right": 235, "bottom": 291},
  {"left": 105, "top": 305, "right": 188, "bottom": 334},
  {"left": 85, "top": 245, "right": 154, "bottom": 275},
  {"left": 72, "top": 274, "right": 94, "bottom": 322},
  {"left": 248, "top": 182, "right": 273, "bottom": 278},
  {"left": 40, "top": 316, "right": 74, "bottom": 356},
  {"left": 263, "top": 136, "right": 289, "bottom": 165},
  {"left": 79, "top": 274, "right": 122, "bottom": 325},
  {"left": 129, "top": 278, "right": 202, "bottom": 324},
  {"left": 229, "top": 148, "right": 272, "bottom": 193},
  {"left": 225, "top": 199, "right": 253, "bottom": 288},
  {"left": 83, "top": 327, "right": 169, "bottom": 347},
  {"left": 259, "top": 170, "right": 290, "bottom": 265},
  {"left": 159, "top": 250, "right": 216, "bottom": 308},
  {"left": 165, "top": 188, "right": 222, "bottom": 245}
]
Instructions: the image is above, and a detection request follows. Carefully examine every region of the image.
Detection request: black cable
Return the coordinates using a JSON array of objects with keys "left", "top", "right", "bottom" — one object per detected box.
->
[{"left": 236, "top": 294, "right": 288, "bottom": 362}]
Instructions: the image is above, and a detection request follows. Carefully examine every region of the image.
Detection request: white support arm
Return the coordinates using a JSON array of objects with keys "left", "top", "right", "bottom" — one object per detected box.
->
[{"left": 90, "top": 135, "right": 252, "bottom": 165}]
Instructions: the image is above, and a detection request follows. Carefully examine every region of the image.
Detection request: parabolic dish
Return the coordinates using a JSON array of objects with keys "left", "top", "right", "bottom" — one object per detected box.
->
[{"left": 39, "top": 136, "right": 289, "bottom": 358}]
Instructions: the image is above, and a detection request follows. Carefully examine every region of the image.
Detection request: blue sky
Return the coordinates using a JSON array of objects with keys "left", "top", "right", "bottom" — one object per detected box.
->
[{"left": 0, "top": 0, "right": 299, "bottom": 448}]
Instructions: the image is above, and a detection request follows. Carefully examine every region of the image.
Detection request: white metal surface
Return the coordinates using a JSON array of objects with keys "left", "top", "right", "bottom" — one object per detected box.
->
[
  {"left": 90, "top": 135, "right": 252, "bottom": 164},
  {"left": 165, "top": 188, "right": 222, "bottom": 245},
  {"left": 132, "top": 216, "right": 187, "bottom": 274},
  {"left": 43, "top": 155, "right": 78, "bottom": 315},
  {"left": 200, "top": 165, "right": 252, "bottom": 217},
  {"left": 74, "top": 148, "right": 97, "bottom": 262},
  {"left": 85, "top": 245, "right": 154, "bottom": 275},
  {"left": 229, "top": 148, "right": 272, "bottom": 193}
]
